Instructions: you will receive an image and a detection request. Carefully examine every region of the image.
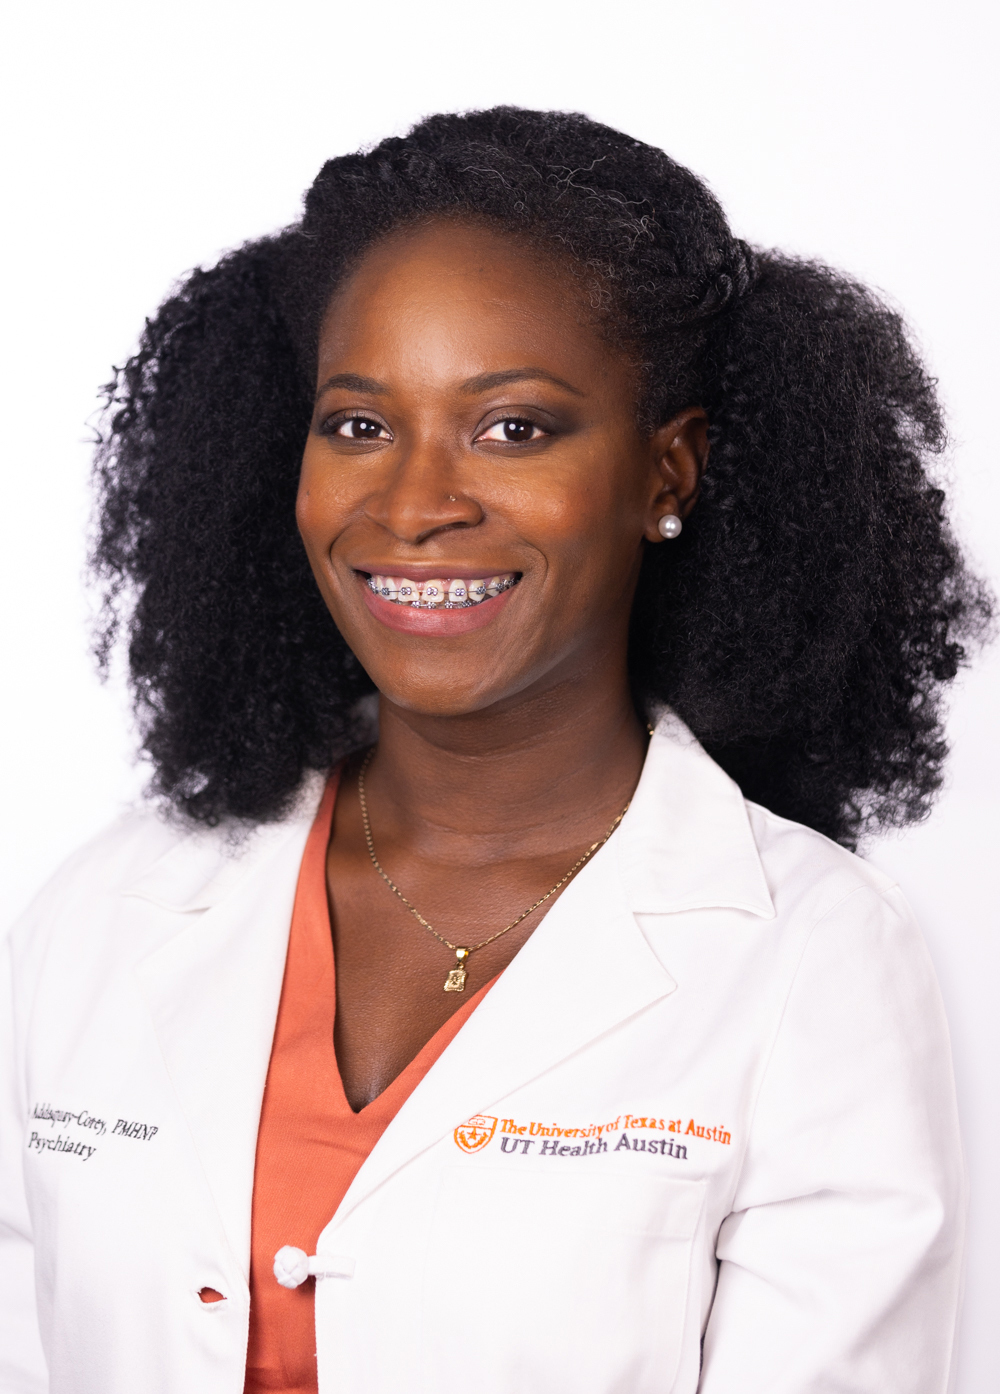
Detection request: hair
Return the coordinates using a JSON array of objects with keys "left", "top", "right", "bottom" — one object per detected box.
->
[{"left": 92, "top": 106, "right": 991, "bottom": 848}]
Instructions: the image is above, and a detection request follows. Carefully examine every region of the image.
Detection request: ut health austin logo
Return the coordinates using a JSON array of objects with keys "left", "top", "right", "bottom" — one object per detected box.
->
[{"left": 453, "top": 1114, "right": 498, "bottom": 1153}]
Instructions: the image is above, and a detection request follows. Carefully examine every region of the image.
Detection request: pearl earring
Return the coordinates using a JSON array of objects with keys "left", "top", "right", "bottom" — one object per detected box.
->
[{"left": 657, "top": 514, "right": 682, "bottom": 540}]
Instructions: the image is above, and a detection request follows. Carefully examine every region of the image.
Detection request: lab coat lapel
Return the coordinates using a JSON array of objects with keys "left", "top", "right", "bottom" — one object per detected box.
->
[
  {"left": 131, "top": 805, "right": 318, "bottom": 1280},
  {"left": 328, "top": 841, "right": 676, "bottom": 1230}
]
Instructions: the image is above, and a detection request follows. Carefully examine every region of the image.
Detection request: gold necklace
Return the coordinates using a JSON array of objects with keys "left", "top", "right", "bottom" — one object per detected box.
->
[{"left": 356, "top": 747, "right": 631, "bottom": 993}]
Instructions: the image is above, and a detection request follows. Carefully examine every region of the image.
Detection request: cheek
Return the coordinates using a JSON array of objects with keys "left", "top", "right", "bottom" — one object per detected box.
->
[
  {"left": 294, "top": 483, "right": 324, "bottom": 563},
  {"left": 295, "top": 447, "right": 351, "bottom": 555},
  {"left": 507, "top": 448, "right": 646, "bottom": 563}
]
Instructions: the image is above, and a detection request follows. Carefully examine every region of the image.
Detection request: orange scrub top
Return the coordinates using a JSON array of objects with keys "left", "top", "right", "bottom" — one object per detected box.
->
[{"left": 243, "top": 769, "right": 495, "bottom": 1393}]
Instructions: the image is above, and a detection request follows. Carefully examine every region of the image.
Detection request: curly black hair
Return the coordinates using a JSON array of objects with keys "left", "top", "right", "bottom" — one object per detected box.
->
[{"left": 91, "top": 106, "right": 991, "bottom": 847}]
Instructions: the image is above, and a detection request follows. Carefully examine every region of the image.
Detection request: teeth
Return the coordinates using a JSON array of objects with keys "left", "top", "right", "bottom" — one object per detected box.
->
[
  {"left": 420, "top": 579, "right": 446, "bottom": 605},
  {"left": 368, "top": 573, "right": 516, "bottom": 607}
]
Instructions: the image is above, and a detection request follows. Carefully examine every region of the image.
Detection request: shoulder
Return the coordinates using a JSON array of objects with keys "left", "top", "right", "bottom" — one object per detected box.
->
[
  {"left": 742, "top": 803, "right": 940, "bottom": 1046},
  {"left": 4, "top": 774, "right": 326, "bottom": 965},
  {"left": 745, "top": 799, "right": 903, "bottom": 929},
  {"left": 628, "top": 713, "right": 909, "bottom": 943},
  {"left": 746, "top": 804, "right": 953, "bottom": 1111},
  {"left": 8, "top": 806, "right": 188, "bottom": 930}
]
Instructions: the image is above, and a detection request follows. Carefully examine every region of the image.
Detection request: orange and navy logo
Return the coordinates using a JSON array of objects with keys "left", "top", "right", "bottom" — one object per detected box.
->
[{"left": 453, "top": 1114, "right": 498, "bottom": 1153}]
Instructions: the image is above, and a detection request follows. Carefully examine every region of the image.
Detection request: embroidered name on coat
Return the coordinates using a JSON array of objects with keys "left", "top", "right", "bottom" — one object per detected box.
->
[
  {"left": 27, "top": 1101, "right": 161, "bottom": 1164},
  {"left": 453, "top": 1109, "right": 732, "bottom": 1159}
]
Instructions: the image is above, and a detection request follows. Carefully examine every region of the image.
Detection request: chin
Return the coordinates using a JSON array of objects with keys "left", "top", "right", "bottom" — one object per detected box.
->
[
  {"left": 363, "top": 650, "right": 542, "bottom": 719},
  {"left": 373, "top": 678, "right": 508, "bottom": 720}
]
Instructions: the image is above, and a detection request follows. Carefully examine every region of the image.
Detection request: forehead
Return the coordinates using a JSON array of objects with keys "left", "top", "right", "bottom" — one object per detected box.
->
[{"left": 316, "top": 219, "right": 623, "bottom": 388}]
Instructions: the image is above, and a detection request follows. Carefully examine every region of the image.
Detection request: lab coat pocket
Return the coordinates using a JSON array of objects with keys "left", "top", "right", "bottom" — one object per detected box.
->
[{"left": 421, "top": 1165, "right": 706, "bottom": 1394}]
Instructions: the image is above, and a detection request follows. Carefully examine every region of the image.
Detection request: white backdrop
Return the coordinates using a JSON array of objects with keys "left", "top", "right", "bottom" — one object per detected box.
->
[{"left": 2, "top": 0, "right": 997, "bottom": 1385}]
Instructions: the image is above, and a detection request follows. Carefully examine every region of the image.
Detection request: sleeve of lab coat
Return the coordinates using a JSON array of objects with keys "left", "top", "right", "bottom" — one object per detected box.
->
[
  {"left": 698, "top": 884, "right": 966, "bottom": 1394},
  {"left": 0, "top": 929, "right": 48, "bottom": 1393}
]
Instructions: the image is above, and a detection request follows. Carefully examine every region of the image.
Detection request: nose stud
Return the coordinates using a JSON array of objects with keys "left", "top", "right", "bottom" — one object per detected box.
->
[
  {"left": 446, "top": 494, "right": 457, "bottom": 502},
  {"left": 658, "top": 514, "right": 682, "bottom": 540}
]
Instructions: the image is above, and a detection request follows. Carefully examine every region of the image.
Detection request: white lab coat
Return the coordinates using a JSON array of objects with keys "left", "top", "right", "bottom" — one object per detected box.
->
[{"left": 0, "top": 713, "right": 965, "bottom": 1394}]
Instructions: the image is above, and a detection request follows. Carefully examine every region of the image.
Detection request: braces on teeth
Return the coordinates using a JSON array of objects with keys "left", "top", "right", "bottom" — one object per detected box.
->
[{"left": 366, "top": 574, "right": 518, "bottom": 608}]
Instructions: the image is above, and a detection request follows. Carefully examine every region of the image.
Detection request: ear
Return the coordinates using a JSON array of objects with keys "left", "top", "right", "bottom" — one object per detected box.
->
[{"left": 642, "top": 407, "right": 709, "bottom": 543}]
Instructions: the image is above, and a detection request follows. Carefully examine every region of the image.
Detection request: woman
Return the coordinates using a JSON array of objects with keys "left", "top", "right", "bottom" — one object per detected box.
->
[{"left": 1, "top": 107, "right": 989, "bottom": 1393}]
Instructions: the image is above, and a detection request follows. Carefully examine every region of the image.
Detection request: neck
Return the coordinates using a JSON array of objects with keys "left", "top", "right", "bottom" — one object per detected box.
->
[{"left": 365, "top": 652, "right": 647, "bottom": 858}]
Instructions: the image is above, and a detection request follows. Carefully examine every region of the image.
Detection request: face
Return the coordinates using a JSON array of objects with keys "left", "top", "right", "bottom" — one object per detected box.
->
[{"left": 296, "top": 220, "right": 706, "bottom": 717}]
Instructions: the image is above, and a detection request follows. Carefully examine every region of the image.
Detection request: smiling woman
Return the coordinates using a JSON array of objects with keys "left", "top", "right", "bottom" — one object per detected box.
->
[{"left": 0, "top": 108, "right": 989, "bottom": 1394}]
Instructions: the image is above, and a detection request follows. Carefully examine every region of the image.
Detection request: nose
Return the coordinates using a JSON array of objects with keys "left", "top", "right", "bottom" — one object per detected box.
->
[{"left": 364, "top": 439, "right": 483, "bottom": 544}]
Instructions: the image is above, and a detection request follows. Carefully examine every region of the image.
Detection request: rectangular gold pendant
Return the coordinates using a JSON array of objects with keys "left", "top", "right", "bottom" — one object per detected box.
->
[{"left": 444, "top": 965, "right": 467, "bottom": 993}]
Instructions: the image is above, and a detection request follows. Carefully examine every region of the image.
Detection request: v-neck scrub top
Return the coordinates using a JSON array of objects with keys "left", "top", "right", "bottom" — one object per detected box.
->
[{"left": 244, "top": 770, "right": 494, "bottom": 1394}]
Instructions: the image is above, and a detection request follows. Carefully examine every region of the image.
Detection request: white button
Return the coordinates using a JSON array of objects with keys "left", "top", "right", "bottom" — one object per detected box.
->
[
  {"left": 273, "top": 1245, "right": 355, "bottom": 1288},
  {"left": 274, "top": 1246, "right": 310, "bottom": 1288}
]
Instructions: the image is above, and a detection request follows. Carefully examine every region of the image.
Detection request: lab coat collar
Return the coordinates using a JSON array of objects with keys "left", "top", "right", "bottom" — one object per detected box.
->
[
  {"left": 121, "top": 771, "right": 327, "bottom": 911},
  {"left": 120, "top": 716, "right": 770, "bottom": 921},
  {"left": 618, "top": 709, "right": 775, "bottom": 919}
]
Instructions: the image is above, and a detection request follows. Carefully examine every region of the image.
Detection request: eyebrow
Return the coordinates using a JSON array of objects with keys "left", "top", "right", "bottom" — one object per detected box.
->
[
  {"left": 314, "top": 366, "right": 585, "bottom": 401},
  {"left": 459, "top": 367, "right": 585, "bottom": 397},
  {"left": 314, "top": 372, "right": 390, "bottom": 400}
]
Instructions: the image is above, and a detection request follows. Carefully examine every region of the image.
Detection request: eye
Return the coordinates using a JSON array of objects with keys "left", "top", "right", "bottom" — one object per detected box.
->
[
  {"left": 328, "top": 415, "right": 391, "bottom": 440},
  {"left": 478, "top": 418, "right": 546, "bottom": 444}
]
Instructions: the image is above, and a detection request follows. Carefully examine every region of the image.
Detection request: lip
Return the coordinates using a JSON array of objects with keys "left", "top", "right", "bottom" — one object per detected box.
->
[
  {"left": 353, "top": 563, "right": 518, "bottom": 584},
  {"left": 357, "top": 572, "right": 519, "bottom": 635}
]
